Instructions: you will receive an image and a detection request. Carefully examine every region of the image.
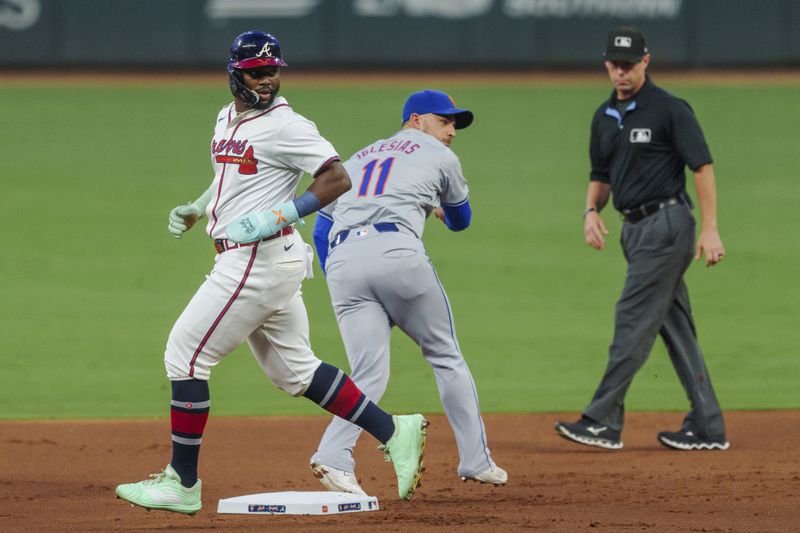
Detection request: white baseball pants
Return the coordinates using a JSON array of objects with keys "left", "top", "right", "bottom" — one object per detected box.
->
[{"left": 164, "top": 230, "right": 321, "bottom": 396}]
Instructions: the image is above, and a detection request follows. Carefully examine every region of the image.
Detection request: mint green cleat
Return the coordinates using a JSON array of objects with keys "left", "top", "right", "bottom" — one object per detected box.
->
[
  {"left": 379, "top": 414, "right": 428, "bottom": 500},
  {"left": 115, "top": 465, "right": 201, "bottom": 515}
]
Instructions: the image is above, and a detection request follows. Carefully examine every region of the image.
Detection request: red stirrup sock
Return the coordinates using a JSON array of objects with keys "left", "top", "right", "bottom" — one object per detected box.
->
[
  {"left": 303, "top": 362, "right": 395, "bottom": 443},
  {"left": 170, "top": 379, "right": 210, "bottom": 487}
]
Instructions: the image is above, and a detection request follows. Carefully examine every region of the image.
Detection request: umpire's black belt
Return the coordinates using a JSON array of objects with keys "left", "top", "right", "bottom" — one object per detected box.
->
[
  {"left": 330, "top": 222, "right": 399, "bottom": 249},
  {"left": 621, "top": 196, "right": 682, "bottom": 224}
]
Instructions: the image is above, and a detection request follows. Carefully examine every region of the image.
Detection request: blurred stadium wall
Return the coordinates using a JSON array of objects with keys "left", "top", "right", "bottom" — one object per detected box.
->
[{"left": 1, "top": 0, "right": 799, "bottom": 68}]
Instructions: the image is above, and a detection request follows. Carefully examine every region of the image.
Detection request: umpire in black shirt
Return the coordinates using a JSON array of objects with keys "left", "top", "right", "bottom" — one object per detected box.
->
[{"left": 555, "top": 26, "right": 729, "bottom": 451}]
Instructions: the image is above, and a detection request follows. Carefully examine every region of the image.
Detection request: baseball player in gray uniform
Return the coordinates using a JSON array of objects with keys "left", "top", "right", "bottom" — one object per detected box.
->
[{"left": 309, "top": 90, "right": 507, "bottom": 495}]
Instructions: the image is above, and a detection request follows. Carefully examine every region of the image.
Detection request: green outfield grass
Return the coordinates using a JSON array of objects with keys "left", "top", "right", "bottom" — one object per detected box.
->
[{"left": 1, "top": 77, "right": 798, "bottom": 419}]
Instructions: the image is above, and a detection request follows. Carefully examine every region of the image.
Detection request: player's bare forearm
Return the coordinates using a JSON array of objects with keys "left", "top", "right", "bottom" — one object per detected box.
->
[
  {"left": 584, "top": 181, "right": 611, "bottom": 250},
  {"left": 308, "top": 161, "right": 351, "bottom": 207},
  {"left": 586, "top": 181, "right": 611, "bottom": 213},
  {"left": 693, "top": 164, "right": 719, "bottom": 232},
  {"left": 692, "top": 163, "right": 725, "bottom": 267}
]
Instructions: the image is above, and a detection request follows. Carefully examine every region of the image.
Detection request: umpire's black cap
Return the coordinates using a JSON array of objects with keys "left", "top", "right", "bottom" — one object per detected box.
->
[{"left": 604, "top": 25, "right": 648, "bottom": 63}]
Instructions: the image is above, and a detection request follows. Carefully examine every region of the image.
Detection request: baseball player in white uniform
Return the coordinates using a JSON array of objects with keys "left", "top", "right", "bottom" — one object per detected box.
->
[
  {"left": 115, "top": 31, "right": 427, "bottom": 515},
  {"left": 308, "top": 90, "right": 507, "bottom": 495}
]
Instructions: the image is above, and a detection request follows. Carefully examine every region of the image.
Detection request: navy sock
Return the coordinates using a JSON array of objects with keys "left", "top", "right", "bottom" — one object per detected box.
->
[
  {"left": 170, "top": 379, "right": 210, "bottom": 487},
  {"left": 304, "top": 362, "right": 395, "bottom": 444}
]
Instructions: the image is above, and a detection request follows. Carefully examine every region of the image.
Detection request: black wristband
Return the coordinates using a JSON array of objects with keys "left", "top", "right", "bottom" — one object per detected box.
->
[{"left": 583, "top": 207, "right": 597, "bottom": 219}]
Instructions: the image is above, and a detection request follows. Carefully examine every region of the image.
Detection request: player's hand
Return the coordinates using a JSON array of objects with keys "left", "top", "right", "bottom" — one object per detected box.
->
[
  {"left": 168, "top": 204, "right": 203, "bottom": 239},
  {"left": 695, "top": 228, "right": 725, "bottom": 267},
  {"left": 226, "top": 211, "right": 277, "bottom": 244},
  {"left": 584, "top": 211, "right": 609, "bottom": 250},
  {"left": 434, "top": 207, "right": 445, "bottom": 222}
]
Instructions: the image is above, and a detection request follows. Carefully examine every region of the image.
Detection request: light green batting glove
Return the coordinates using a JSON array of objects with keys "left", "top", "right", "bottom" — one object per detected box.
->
[
  {"left": 226, "top": 201, "right": 300, "bottom": 244},
  {"left": 168, "top": 186, "right": 213, "bottom": 239}
]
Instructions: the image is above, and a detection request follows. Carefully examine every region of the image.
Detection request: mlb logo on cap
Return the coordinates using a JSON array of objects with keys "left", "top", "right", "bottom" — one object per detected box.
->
[
  {"left": 614, "top": 36, "right": 632, "bottom": 48},
  {"left": 604, "top": 25, "right": 648, "bottom": 63}
]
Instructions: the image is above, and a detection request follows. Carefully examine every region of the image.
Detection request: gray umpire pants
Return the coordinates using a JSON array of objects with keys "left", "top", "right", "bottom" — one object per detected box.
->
[{"left": 583, "top": 202, "right": 726, "bottom": 439}]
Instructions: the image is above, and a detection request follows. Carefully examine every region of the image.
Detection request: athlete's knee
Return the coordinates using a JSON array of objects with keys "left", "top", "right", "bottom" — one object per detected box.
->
[
  {"left": 165, "top": 357, "right": 209, "bottom": 381},
  {"left": 348, "top": 357, "right": 390, "bottom": 391},
  {"left": 422, "top": 348, "right": 465, "bottom": 369},
  {"left": 270, "top": 373, "right": 313, "bottom": 397},
  {"left": 164, "top": 325, "right": 203, "bottom": 380},
  {"left": 165, "top": 358, "right": 190, "bottom": 380},
  {"left": 274, "top": 377, "right": 311, "bottom": 397},
  {"left": 164, "top": 340, "right": 214, "bottom": 380},
  {"left": 420, "top": 336, "right": 461, "bottom": 356},
  {"left": 267, "top": 357, "right": 322, "bottom": 397}
]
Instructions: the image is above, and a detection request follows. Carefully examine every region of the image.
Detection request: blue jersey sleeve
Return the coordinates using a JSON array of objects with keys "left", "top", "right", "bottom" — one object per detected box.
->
[
  {"left": 442, "top": 200, "right": 471, "bottom": 232},
  {"left": 312, "top": 213, "right": 334, "bottom": 273}
]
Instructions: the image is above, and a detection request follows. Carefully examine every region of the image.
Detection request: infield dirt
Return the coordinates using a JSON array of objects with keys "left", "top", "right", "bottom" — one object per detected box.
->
[{"left": 1, "top": 411, "right": 797, "bottom": 532}]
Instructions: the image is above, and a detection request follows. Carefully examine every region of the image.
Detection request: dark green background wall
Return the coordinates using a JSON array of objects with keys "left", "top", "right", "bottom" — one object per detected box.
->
[{"left": 2, "top": 0, "right": 799, "bottom": 68}]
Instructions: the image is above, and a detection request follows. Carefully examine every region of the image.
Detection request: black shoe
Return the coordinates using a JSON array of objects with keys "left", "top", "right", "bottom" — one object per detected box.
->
[
  {"left": 554, "top": 418, "right": 623, "bottom": 450},
  {"left": 657, "top": 430, "right": 730, "bottom": 451}
]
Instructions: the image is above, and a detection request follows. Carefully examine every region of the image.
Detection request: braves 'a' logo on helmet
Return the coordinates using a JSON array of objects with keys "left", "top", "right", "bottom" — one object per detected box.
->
[
  {"left": 257, "top": 42, "right": 274, "bottom": 58},
  {"left": 229, "top": 31, "right": 287, "bottom": 69},
  {"left": 227, "top": 30, "right": 288, "bottom": 108}
]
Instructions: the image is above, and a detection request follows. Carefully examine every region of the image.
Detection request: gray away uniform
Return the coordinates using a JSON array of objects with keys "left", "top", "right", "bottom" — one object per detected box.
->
[{"left": 311, "top": 128, "right": 496, "bottom": 478}]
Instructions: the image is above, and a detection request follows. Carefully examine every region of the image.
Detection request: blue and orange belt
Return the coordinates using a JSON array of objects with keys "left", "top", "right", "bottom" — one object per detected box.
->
[{"left": 329, "top": 222, "right": 399, "bottom": 250}]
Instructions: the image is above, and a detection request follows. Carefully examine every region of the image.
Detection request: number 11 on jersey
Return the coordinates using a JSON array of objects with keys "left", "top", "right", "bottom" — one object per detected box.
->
[{"left": 357, "top": 157, "right": 395, "bottom": 197}]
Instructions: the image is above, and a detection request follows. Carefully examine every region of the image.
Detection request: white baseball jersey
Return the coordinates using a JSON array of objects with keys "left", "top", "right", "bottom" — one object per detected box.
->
[
  {"left": 165, "top": 96, "right": 338, "bottom": 392},
  {"left": 321, "top": 128, "right": 469, "bottom": 238},
  {"left": 205, "top": 96, "right": 339, "bottom": 240}
]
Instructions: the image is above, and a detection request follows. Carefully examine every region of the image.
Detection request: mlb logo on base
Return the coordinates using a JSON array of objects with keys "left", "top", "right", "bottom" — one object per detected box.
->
[{"left": 217, "top": 491, "right": 379, "bottom": 515}]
